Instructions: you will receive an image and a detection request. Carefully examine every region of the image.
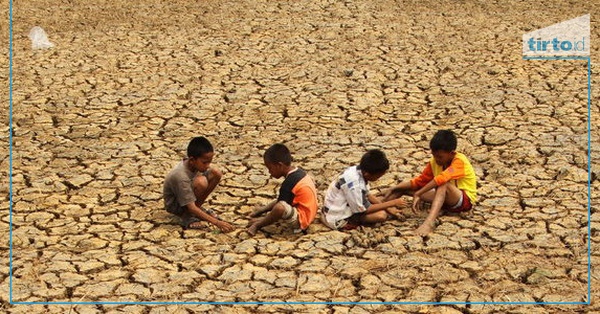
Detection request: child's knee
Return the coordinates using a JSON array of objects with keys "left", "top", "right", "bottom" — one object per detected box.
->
[
  {"left": 193, "top": 175, "right": 209, "bottom": 192},
  {"left": 271, "top": 201, "right": 288, "bottom": 216},
  {"left": 434, "top": 183, "right": 451, "bottom": 197},
  {"left": 374, "top": 211, "right": 388, "bottom": 222},
  {"left": 361, "top": 211, "right": 387, "bottom": 224},
  {"left": 207, "top": 167, "right": 223, "bottom": 182}
]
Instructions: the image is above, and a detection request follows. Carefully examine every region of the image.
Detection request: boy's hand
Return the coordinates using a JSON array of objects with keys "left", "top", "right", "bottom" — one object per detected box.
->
[
  {"left": 368, "top": 193, "right": 382, "bottom": 205},
  {"left": 383, "top": 186, "right": 404, "bottom": 201},
  {"left": 385, "top": 207, "right": 406, "bottom": 221},
  {"left": 412, "top": 195, "right": 423, "bottom": 214},
  {"left": 215, "top": 220, "right": 235, "bottom": 233},
  {"left": 394, "top": 198, "right": 407, "bottom": 207}
]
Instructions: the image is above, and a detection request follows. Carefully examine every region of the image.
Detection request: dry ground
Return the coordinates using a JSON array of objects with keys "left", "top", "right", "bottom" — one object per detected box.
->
[{"left": 1, "top": 0, "right": 600, "bottom": 313}]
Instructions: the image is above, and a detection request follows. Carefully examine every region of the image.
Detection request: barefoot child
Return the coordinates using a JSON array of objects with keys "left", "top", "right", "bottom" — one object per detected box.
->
[
  {"left": 384, "top": 130, "right": 477, "bottom": 235},
  {"left": 321, "top": 149, "right": 406, "bottom": 230},
  {"left": 163, "top": 136, "right": 235, "bottom": 232},
  {"left": 248, "top": 143, "right": 318, "bottom": 236}
]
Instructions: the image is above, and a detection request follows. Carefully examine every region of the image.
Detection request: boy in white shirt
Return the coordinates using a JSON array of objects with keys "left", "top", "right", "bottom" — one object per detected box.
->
[{"left": 321, "top": 149, "right": 406, "bottom": 230}]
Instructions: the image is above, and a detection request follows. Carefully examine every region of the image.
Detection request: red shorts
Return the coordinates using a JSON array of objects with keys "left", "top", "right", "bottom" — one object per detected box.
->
[{"left": 442, "top": 190, "right": 472, "bottom": 213}]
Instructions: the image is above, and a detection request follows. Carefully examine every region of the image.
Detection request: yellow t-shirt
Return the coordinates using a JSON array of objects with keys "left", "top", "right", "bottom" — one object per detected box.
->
[{"left": 410, "top": 152, "right": 477, "bottom": 204}]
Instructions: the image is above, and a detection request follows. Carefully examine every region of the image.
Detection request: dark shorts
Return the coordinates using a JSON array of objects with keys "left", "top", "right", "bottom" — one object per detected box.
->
[
  {"left": 168, "top": 206, "right": 185, "bottom": 216},
  {"left": 442, "top": 190, "right": 472, "bottom": 213}
]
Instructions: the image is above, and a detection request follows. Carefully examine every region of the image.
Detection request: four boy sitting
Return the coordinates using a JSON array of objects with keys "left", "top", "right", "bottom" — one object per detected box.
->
[{"left": 163, "top": 130, "right": 476, "bottom": 236}]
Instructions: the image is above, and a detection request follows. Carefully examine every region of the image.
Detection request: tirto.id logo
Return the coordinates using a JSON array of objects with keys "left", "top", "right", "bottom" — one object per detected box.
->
[
  {"left": 523, "top": 14, "right": 590, "bottom": 57},
  {"left": 526, "top": 37, "right": 586, "bottom": 53}
]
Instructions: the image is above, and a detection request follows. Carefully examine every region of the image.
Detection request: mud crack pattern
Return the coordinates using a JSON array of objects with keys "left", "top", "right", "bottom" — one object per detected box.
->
[{"left": 1, "top": 0, "right": 600, "bottom": 313}]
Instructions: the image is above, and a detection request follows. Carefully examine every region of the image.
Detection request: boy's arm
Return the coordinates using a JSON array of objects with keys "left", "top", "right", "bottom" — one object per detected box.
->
[
  {"left": 186, "top": 203, "right": 235, "bottom": 232},
  {"left": 365, "top": 198, "right": 406, "bottom": 214},
  {"left": 413, "top": 179, "right": 438, "bottom": 198},
  {"left": 385, "top": 163, "right": 433, "bottom": 197},
  {"left": 411, "top": 162, "right": 434, "bottom": 189},
  {"left": 383, "top": 180, "right": 412, "bottom": 199},
  {"left": 258, "top": 200, "right": 278, "bottom": 212},
  {"left": 343, "top": 177, "right": 404, "bottom": 214},
  {"left": 414, "top": 157, "right": 467, "bottom": 196},
  {"left": 368, "top": 193, "right": 381, "bottom": 204},
  {"left": 411, "top": 158, "right": 468, "bottom": 212}
]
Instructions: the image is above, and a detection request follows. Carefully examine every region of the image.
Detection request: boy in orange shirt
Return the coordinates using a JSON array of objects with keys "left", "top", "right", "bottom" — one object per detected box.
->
[
  {"left": 248, "top": 143, "right": 318, "bottom": 236},
  {"left": 384, "top": 130, "right": 477, "bottom": 235}
]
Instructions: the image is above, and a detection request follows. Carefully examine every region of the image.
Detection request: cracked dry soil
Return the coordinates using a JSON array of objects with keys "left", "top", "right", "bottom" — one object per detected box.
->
[{"left": 1, "top": 0, "right": 600, "bottom": 313}]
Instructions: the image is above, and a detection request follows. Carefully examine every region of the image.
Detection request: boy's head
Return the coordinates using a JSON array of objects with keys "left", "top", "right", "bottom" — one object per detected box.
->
[
  {"left": 429, "top": 130, "right": 457, "bottom": 166},
  {"left": 359, "top": 149, "right": 389, "bottom": 181},
  {"left": 263, "top": 143, "right": 292, "bottom": 179},
  {"left": 187, "top": 136, "right": 214, "bottom": 172}
]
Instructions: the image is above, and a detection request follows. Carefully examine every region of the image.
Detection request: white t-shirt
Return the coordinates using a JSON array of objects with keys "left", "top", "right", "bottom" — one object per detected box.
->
[{"left": 321, "top": 166, "right": 371, "bottom": 229}]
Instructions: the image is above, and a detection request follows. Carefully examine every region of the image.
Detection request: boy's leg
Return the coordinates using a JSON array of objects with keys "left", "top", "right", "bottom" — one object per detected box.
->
[
  {"left": 193, "top": 167, "right": 222, "bottom": 208},
  {"left": 180, "top": 212, "right": 205, "bottom": 229},
  {"left": 247, "top": 201, "right": 289, "bottom": 235},
  {"left": 350, "top": 210, "right": 388, "bottom": 226},
  {"left": 173, "top": 206, "right": 205, "bottom": 229},
  {"left": 415, "top": 182, "right": 463, "bottom": 235},
  {"left": 250, "top": 200, "right": 277, "bottom": 218}
]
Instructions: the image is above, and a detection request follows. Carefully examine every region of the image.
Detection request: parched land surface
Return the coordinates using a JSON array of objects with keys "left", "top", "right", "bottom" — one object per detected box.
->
[{"left": 1, "top": 0, "right": 600, "bottom": 313}]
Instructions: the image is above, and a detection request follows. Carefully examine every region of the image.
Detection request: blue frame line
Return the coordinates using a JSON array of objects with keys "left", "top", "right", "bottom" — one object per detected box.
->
[
  {"left": 8, "top": 0, "right": 14, "bottom": 306},
  {"left": 587, "top": 56, "right": 592, "bottom": 305},
  {"left": 7, "top": 301, "right": 591, "bottom": 306},
  {"left": 6, "top": 5, "right": 592, "bottom": 306},
  {"left": 523, "top": 56, "right": 590, "bottom": 61}
]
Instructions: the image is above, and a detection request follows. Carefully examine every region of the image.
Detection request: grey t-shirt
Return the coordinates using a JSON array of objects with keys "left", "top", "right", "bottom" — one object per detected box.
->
[{"left": 163, "top": 160, "right": 197, "bottom": 215}]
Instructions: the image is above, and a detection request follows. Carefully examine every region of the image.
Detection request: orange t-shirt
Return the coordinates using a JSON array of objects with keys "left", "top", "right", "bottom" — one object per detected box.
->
[{"left": 278, "top": 168, "right": 318, "bottom": 230}]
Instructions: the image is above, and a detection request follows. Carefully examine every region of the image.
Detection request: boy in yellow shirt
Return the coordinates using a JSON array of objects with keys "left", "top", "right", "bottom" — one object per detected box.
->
[{"left": 384, "top": 130, "right": 477, "bottom": 235}]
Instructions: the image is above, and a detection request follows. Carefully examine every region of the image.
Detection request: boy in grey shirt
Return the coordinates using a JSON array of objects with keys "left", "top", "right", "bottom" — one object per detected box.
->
[{"left": 163, "top": 136, "right": 235, "bottom": 232}]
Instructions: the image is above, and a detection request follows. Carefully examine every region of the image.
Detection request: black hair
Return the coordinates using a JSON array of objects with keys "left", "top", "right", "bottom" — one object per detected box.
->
[
  {"left": 359, "top": 149, "right": 389, "bottom": 174},
  {"left": 187, "top": 136, "right": 214, "bottom": 158},
  {"left": 429, "top": 130, "right": 457, "bottom": 152},
  {"left": 264, "top": 143, "right": 292, "bottom": 166}
]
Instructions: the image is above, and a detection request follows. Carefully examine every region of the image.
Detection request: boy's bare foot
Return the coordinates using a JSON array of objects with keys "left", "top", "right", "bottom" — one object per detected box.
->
[
  {"left": 386, "top": 208, "right": 406, "bottom": 221},
  {"left": 247, "top": 222, "right": 260, "bottom": 236},
  {"left": 415, "top": 221, "right": 435, "bottom": 236},
  {"left": 246, "top": 217, "right": 261, "bottom": 227},
  {"left": 187, "top": 221, "right": 205, "bottom": 229},
  {"left": 182, "top": 215, "right": 206, "bottom": 230}
]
